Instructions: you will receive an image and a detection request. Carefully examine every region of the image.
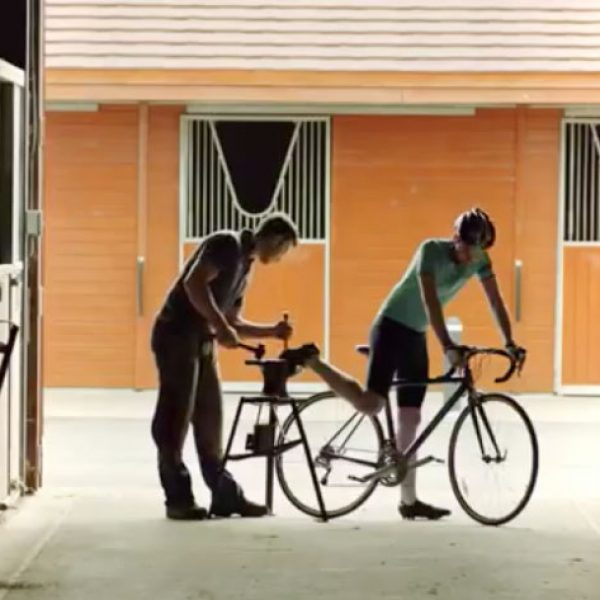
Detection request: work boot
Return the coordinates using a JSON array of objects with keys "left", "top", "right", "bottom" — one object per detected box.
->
[
  {"left": 210, "top": 493, "right": 268, "bottom": 518},
  {"left": 399, "top": 500, "right": 451, "bottom": 521},
  {"left": 166, "top": 504, "right": 208, "bottom": 521},
  {"left": 207, "top": 467, "right": 269, "bottom": 518}
]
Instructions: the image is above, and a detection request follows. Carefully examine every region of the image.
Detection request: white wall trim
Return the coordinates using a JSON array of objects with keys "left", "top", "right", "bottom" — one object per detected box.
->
[
  {"left": 565, "top": 106, "right": 600, "bottom": 118},
  {"left": 554, "top": 119, "right": 566, "bottom": 392},
  {"left": 185, "top": 104, "right": 477, "bottom": 116},
  {"left": 45, "top": 102, "right": 99, "bottom": 112},
  {"left": 562, "top": 241, "right": 600, "bottom": 247},
  {"left": 183, "top": 112, "right": 327, "bottom": 121},
  {"left": 12, "top": 86, "right": 22, "bottom": 266},
  {"left": 323, "top": 117, "right": 331, "bottom": 361},
  {"left": 178, "top": 116, "right": 187, "bottom": 269},
  {"left": 0, "top": 262, "right": 24, "bottom": 276},
  {"left": 558, "top": 385, "right": 600, "bottom": 397},
  {"left": 184, "top": 237, "right": 326, "bottom": 247},
  {"left": 0, "top": 60, "right": 24, "bottom": 87}
]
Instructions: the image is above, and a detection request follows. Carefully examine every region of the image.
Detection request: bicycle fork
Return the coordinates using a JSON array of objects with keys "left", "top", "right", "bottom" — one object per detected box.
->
[{"left": 469, "top": 394, "right": 507, "bottom": 464}]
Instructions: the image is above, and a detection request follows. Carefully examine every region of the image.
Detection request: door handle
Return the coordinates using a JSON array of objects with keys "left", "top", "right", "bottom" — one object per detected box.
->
[
  {"left": 514, "top": 259, "right": 523, "bottom": 323},
  {"left": 136, "top": 256, "right": 145, "bottom": 317}
]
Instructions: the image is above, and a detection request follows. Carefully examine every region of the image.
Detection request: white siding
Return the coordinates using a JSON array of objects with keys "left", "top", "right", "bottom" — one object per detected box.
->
[{"left": 46, "top": 0, "right": 600, "bottom": 71}]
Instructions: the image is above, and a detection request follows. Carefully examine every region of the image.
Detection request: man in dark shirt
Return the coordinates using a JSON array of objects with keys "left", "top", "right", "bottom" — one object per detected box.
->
[{"left": 151, "top": 213, "right": 298, "bottom": 520}]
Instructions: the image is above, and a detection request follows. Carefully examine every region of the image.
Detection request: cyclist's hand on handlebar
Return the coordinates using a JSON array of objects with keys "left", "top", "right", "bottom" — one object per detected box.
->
[
  {"left": 505, "top": 341, "right": 525, "bottom": 356},
  {"left": 215, "top": 322, "right": 240, "bottom": 348},
  {"left": 444, "top": 344, "right": 467, "bottom": 369},
  {"left": 505, "top": 341, "right": 526, "bottom": 370}
]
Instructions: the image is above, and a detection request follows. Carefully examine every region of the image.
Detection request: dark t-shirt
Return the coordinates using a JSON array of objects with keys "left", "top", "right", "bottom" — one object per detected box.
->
[{"left": 156, "top": 230, "right": 254, "bottom": 336}]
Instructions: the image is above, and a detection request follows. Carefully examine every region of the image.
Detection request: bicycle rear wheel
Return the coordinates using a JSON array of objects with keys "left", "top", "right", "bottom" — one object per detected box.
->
[
  {"left": 448, "top": 393, "right": 539, "bottom": 526},
  {"left": 275, "top": 391, "right": 384, "bottom": 519}
]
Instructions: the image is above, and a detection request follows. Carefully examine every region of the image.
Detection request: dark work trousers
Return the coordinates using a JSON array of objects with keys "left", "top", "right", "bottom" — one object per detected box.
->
[{"left": 150, "top": 320, "right": 240, "bottom": 509}]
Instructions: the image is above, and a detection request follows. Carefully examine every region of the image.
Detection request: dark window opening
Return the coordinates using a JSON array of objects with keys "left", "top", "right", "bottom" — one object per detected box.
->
[{"left": 215, "top": 120, "right": 296, "bottom": 215}]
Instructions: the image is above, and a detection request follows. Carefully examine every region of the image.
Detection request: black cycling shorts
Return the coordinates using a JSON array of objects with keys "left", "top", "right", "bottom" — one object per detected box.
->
[{"left": 366, "top": 316, "right": 429, "bottom": 408}]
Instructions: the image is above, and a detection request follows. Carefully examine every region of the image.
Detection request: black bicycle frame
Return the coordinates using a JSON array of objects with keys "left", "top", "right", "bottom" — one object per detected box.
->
[
  {"left": 400, "top": 378, "right": 468, "bottom": 462},
  {"left": 317, "top": 347, "right": 520, "bottom": 476},
  {"left": 320, "top": 373, "right": 469, "bottom": 470}
]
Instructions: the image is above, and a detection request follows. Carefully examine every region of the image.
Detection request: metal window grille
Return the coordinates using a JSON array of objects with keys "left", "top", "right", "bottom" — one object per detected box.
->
[
  {"left": 564, "top": 122, "right": 600, "bottom": 242},
  {"left": 183, "top": 118, "right": 328, "bottom": 242}
]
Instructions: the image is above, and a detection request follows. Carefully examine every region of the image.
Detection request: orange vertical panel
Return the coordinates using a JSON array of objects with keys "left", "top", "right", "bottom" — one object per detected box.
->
[
  {"left": 562, "top": 247, "right": 600, "bottom": 385},
  {"left": 512, "top": 108, "right": 561, "bottom": 392},
  {"left": 135, "top": 106, "right": 182, "bottom": 389},
  {"left": 43, "top": 106, "right": 138, "bottom": 387}
]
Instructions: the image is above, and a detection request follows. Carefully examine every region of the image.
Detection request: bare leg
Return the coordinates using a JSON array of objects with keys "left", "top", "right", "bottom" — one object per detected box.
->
[
  {"left": 306, "top": 356, "right": 385, "bottom": 415},
  {"left": 397, "top": 406, "right": 421, "bottom": 505},
  {"left": 397, "top": 404, "right": 451, "bottom": 519}
]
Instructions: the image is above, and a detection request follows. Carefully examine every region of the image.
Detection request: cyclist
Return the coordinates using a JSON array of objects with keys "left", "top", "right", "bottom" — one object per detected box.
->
[{"left": 283, "top": 208, "right": 524, "bottom": 520}]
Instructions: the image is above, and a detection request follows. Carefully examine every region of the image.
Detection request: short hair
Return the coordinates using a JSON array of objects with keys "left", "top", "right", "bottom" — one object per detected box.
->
[{"left": 255, "top": 212, "right": 299, "bottom": 246}]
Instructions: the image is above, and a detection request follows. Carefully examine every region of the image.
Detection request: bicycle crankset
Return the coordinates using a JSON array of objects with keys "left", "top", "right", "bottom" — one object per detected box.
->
[{"left": 379, "top": 454, "right": 406, "bottom": 487}]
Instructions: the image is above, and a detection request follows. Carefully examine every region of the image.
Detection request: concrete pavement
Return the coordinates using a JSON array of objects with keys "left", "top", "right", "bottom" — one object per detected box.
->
[{"left": 0, "top": 389, "right": 598, "bottom": 599}]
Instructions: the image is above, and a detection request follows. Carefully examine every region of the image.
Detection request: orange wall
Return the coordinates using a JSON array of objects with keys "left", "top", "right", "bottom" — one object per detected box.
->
[
  {"left": 561, "top": 247, "right": 600, "bottom": 385},
  {"left": 43, "top": 105, "right": 560, "bottom": 391},
  {"left": 43, "top": 106, "right": 139, "bottom": 387},
  {"left": 43, "top": 105, "right": 185, "bottom": 389},
  {"left": 330, "top": 108, "right": 559, "bottom": 392}
]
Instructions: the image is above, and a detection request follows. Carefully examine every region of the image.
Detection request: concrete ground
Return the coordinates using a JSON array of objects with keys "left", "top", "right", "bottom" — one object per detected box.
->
[{"left": 0, "top": 388, "right": 599, "bottom": 600}]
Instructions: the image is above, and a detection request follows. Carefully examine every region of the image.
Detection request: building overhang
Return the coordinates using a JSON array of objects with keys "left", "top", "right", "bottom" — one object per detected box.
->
[{"left": 45, "top": 69, "right": 600, "bottom": 108}]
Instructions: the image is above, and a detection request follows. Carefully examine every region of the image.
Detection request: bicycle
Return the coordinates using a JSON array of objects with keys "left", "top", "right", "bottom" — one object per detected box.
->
[{"left": 274, "top": 345, "right": 538, "bottom": 526}]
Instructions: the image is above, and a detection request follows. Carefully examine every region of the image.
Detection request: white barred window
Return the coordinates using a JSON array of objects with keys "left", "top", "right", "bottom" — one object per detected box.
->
[
  {"left": 564, "top": 121, "right": 600, "bottom": 243},
  {"left": 182, "top": 117, "right": 328, "bottom": 242}
]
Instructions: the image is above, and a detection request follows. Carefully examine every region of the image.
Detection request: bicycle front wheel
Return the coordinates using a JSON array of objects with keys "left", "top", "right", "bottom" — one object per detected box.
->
[
  {"left": 448, "top": 393, "right": 539, "bottom": 526},
  {"left": 275, "top": 391, "right": 384, "bottom": 519}
]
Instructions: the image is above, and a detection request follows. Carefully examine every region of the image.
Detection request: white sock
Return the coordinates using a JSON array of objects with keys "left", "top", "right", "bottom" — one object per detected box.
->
[
  {"left": 401, "top": 471, "right": 417, "bottom": 505},
  {"left": 398, "top": 407, "right": 421, "bottom": 506}
]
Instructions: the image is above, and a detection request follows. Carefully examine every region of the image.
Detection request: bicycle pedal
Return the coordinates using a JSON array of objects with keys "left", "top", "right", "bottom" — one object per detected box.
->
[
  {"left": 422, "top": 455, "right": 445, "bottom": 465},
  {"left": 348, "top": 475, "right": 368, "bottom": 484},
  {"left": 411, "top": 455, "right": 445, "bottom": 469}
]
